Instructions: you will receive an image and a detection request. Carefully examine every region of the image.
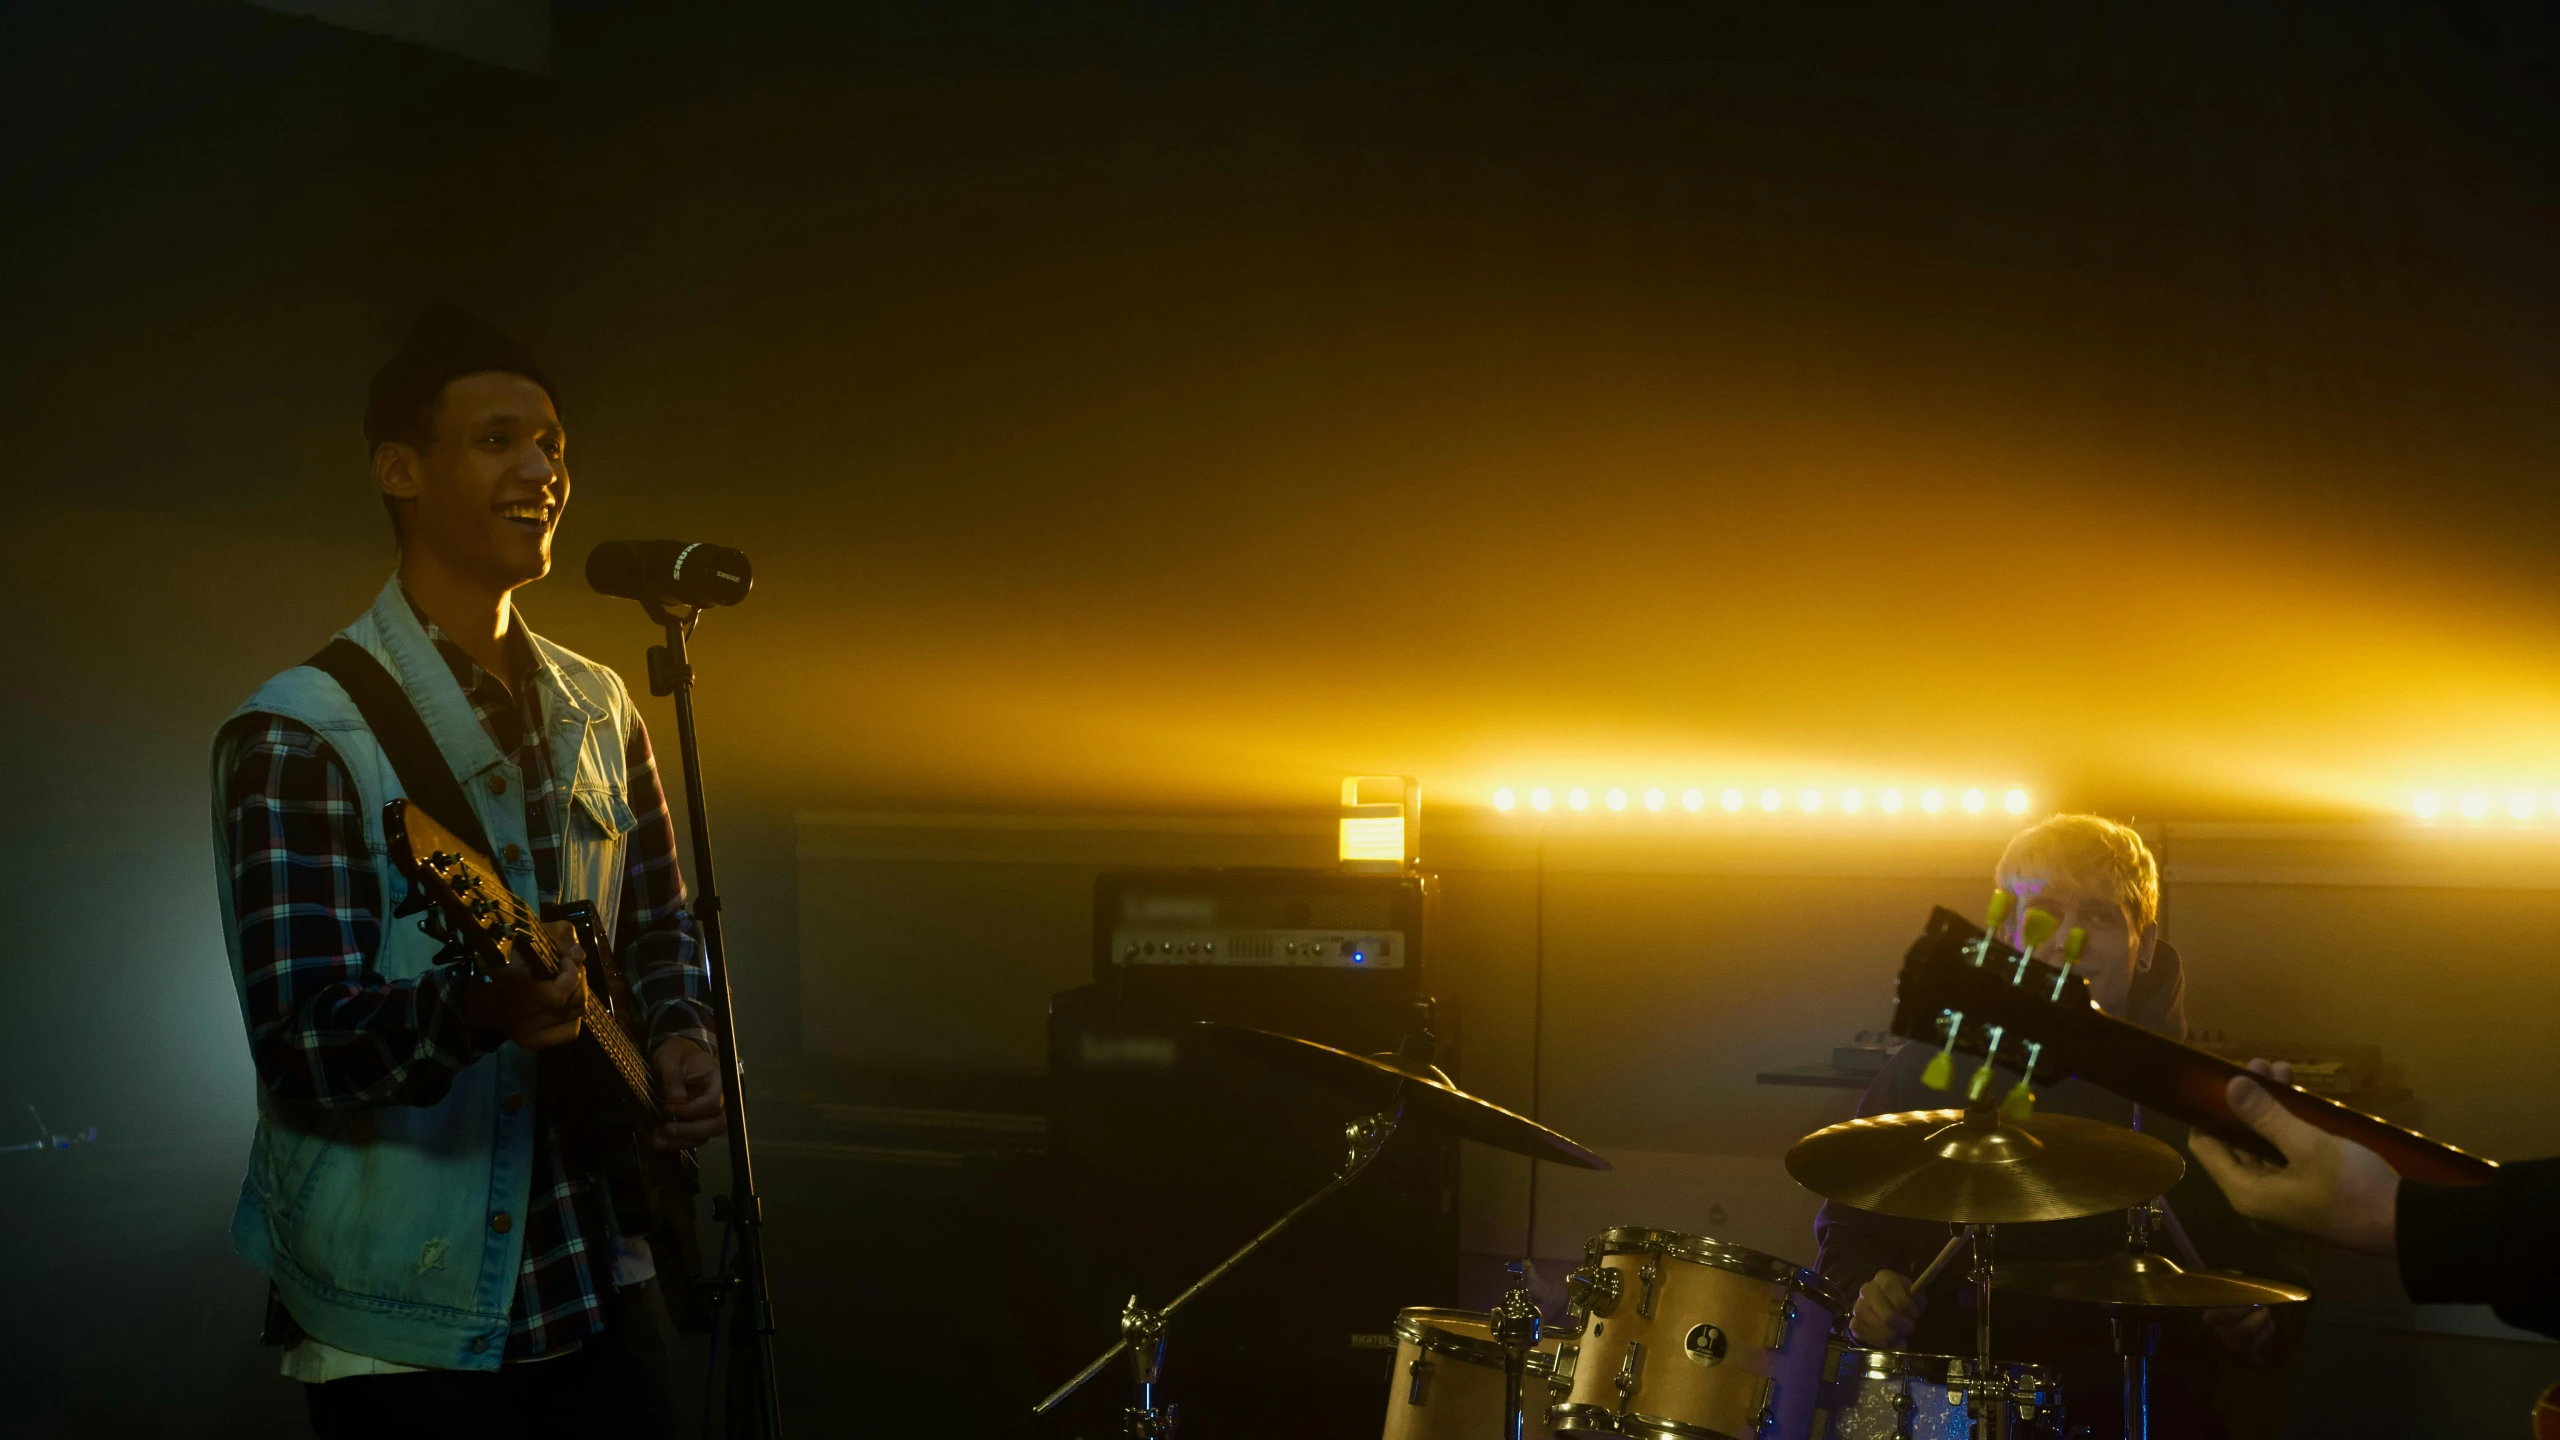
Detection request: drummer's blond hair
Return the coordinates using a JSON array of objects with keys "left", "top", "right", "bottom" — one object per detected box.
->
[{"left": 1995, "top": 814, "right": 2159, "bottom": 934}]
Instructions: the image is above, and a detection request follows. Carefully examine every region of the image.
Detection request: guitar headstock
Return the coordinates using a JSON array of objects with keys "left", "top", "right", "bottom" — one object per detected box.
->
[
  {"left": 383, "top": 800, "right": 537, "bottom": 975},
  {"left": 1890, "top": 903, "right": 2095, "bottom": 1116}
]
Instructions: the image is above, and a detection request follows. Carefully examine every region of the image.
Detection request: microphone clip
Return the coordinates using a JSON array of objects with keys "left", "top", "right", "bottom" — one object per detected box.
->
[{"left": 647, "top": 643, "right": 692, "bottom": 698}]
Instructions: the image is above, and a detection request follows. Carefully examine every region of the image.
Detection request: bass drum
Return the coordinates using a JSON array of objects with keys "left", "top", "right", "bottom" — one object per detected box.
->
[
  {"left": 1813, "top": 1348, "right": 2062, "bottom": 1439},
  {"left": 1380, "top": 1308, "right": 1563, "bottom": 1440},
  {"left": 1551, "top": 1227, "right": 1842, "bottom": 1439}
]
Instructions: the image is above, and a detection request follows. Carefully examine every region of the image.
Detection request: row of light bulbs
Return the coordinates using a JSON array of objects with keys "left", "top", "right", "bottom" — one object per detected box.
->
[
  {"left": 2414, "top": 792, "right": 2560, "bottom": 821},
  {"left": 1490, "top": 785, "right": 2033, "bottom": 816}
]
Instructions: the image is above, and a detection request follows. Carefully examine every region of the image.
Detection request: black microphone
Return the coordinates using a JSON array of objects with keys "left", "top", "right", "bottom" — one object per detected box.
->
[{"left": 586, "top": 540, "right": 755, "bottom": 609}]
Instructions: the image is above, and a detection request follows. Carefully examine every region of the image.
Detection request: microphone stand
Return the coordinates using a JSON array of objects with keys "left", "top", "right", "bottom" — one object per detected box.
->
[{"left": 643, "top": 599, "right": 782, "bottom": 1440}]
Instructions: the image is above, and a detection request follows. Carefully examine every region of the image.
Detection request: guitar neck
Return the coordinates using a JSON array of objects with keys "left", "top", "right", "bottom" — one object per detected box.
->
[{"left": 2062, "top": 1004, "right": 2495, "bottom": 1185}]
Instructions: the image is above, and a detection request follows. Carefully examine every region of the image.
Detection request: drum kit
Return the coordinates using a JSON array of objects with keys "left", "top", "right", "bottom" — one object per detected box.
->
[{"left": 1032, "top": 1021, "right": 2309, "bottom": 1440}]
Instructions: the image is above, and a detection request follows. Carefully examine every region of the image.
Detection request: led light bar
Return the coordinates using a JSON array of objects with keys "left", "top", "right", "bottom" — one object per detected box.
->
[
  {"left": 2411, "top": 790, "right": 2560, "bottom": 823},
  {"left": 1489, "top": 783, "right": 2032, "bottom": 817}
]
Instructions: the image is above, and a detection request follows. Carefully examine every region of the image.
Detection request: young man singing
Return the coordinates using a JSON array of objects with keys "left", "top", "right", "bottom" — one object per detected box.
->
[
  {"left": 211, "top": 303, "right": 725, "bottom": 1436},
  {"left": 1813, "top": 814, "right": 2316, "bottom": 1439}
]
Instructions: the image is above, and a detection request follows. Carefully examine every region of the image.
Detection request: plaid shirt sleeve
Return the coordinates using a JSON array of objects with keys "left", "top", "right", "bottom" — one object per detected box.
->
[
  {"left": 617, "top": 718, "right": 715, "bottom": 1054},
  {"left": 225, "top": 717, "right": 487, "bottom": 1108}
]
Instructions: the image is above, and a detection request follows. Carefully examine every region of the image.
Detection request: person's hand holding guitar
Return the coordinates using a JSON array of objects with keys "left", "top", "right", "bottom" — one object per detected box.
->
[
  {"left": 2190, "top": 1059, "right": 2401, "bottom": 1256},
  {"left": 461, "top": 919, "right": 588, "bottom": 1050}
]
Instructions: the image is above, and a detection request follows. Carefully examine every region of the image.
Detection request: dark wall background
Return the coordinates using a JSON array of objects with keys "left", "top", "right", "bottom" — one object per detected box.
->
[{"left": 2, "top": 1, "right": 2556, "bottom": 1431}]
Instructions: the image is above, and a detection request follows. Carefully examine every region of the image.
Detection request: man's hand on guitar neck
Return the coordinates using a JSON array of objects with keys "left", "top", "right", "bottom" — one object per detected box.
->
[
  {"left": 462, "top": 920, "right": 589, "bottom": 1050},
  {"left": 651, "top": 1037, "right": 727, "bottom": 1150},
  {"left": 2191, "top": 1058, "right": 2400, "bottom": 1256}
]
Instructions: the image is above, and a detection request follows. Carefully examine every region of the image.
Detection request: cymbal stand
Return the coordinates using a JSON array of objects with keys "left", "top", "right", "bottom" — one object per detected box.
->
[
  {"left": 2111, "top": 1312, "right": 2160, "bottom": 1440},
  {"left": 1967, "top": 1223, "right": 2005, "bottom": 1440},
  {"left": 1490, "top": 1259, "right": 1542, "bottom": 1440},
  {"left": 2113, "top": 1203, "right": 2164, "bottom": 1440},
  {"left": 1033, "top": 1107, "right": 1404, "bottom": 1434}
]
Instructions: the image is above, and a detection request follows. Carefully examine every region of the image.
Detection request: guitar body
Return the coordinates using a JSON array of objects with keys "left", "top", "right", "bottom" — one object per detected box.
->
[
  {"left": 2537, "top": 1381, "right": 2560, "bottom": 1440},
  {"left": 385, "top": 799, "right": 711, "bottom": 1332},
  {"left": 1891, "top": 906, "right": 2496, "bottom": 1186}
]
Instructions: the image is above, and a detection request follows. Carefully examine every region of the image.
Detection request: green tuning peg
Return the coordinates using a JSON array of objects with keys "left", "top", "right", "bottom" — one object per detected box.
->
[
  {"left": 2050, "top": 927, "right": 2090, "bottom": 999},
  {"left": 1921, "top": 1008, "right": 1964, "bottom": 1090},
  {"left": 2021, "top": 909, "right": 2060, "bottom": 951},
  {"left": 2000, "top": 1077, "right": 2036, "bottom": 1123},
  {"left": 1964, "top": 1023, "right": 2006, "bottom": 1102},
  {"left": 1999, "top": 1039, "right": 2045, "bottom": 1123}
]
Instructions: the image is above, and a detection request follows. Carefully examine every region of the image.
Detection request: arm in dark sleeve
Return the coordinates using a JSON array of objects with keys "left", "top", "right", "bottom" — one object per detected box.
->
[
  {"left": 227, "top": 717, "right": 485, "bottom": 1108},
  {"left": 2398, "top": 1157, "right": 2560, "bottom": 1340},
  {"left": 614, "top": 719, "right": 715, "bottom": 1054}
]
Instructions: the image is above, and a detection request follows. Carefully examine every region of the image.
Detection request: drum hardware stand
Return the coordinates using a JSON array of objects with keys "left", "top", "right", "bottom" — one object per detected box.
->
[
  {"left": 1963, "top": 1221, "right": 2000, "bottom": 1440},
  {"left": 1033, "top": 1106, "right": 1405, "bottom": 1434},
  {"left": 2111, "top": 1202, "right": 2168, "bottom": 1440},
  {"left": 1490, "top": 1259, "right": 1543, "bottom": 1440},
  {"left": 634, "top": 596, "right": 781, "bottom": 1440}
]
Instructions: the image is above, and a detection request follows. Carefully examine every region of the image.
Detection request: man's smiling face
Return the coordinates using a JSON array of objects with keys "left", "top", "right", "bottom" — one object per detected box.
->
[{"left": 383, "top": 371, "right": 568, "bottom": 589}]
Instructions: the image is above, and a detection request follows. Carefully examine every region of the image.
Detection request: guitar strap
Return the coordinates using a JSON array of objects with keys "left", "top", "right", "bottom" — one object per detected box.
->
[{"left": 306, "top": 637, "right": 498, "bottom": 862}]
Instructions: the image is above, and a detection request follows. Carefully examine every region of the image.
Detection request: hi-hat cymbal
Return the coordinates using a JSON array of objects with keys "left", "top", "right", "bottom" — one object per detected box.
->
[
  {"left": 1992, "top": 1251, "right": 2310, "bottom": 1308},
  {"left": 1785, "top": 1106, "right": 2184, "bottom": 1223},
  {"left": 1202, "top": 1023, "right": 1610, "bottom": 1171}
]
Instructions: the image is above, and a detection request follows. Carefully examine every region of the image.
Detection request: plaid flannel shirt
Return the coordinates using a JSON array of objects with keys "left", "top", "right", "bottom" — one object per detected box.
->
[{"left": 224, "top": 609, "right": 712, "bottom": 1361}]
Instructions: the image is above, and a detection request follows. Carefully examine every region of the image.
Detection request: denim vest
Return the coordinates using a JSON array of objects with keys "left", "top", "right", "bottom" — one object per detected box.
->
[{"left": 209, "top": 577, "right": 644, "bottom": 1371}]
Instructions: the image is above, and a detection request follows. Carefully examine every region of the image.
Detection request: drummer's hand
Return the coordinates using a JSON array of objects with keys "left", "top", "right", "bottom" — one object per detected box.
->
[
  {"left": 2203, "top": 1303, "right": 2280, "bottom": 1365},
  {"left": 2190, "top": 1059, "right": 2400, "bottom": 1256},
  {"left": 1849, "top": 1269, "right": 1923, "bottom": 1347}
]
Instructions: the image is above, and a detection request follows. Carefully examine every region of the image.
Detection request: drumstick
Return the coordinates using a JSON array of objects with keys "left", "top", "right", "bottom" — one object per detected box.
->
[{"left": 1911, "top": 1232, "right": 1972, "bottom": 1293}]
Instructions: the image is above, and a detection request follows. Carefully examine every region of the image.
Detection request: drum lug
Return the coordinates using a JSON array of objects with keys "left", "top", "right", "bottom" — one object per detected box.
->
[
  {"left": 1567, "top": 1263, "right": 1622, "bottom": 1319},
  {"left": 1552, "top": 1340, "right": 1580, "bottom": 1390},
  {"left": 1635, "top": 1258, "right": 1661, "bottom": 1319},
  {"left": 1750, "top": 1376, "right": 1777, "bottom": 1435},
  {"left": 1763, "top": 1295, "right": 1798, "bottom": 1350},
  {"left": 1404, "top": 1355, "right": 1434, "bottom": 1407},
  {"left": 1613, "top": 1340, "right": 1646, "bottom": 1411}
]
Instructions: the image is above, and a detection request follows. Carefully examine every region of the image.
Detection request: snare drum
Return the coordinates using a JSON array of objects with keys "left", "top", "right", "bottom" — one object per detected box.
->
[
  {"left": 1813, "top": 1349, "right": 2061, "bottom": 1439},
  {"left": 1380, "top": 1307, "right": 1563, "bottom": 1440},
  {"left": 1551, "top": 1227, "right": 1843, "bottom": 1439}
]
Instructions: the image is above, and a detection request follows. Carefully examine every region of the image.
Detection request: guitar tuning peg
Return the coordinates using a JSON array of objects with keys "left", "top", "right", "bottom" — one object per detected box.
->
[
  {"left": 2050, "top": 927, "right": 2089, "bottom": 999},
  {"left": 1921, "top": 1009, "right": 1964, "bottom": 1090},
  {"left": 1985, "top": 890, "right": 2014, "bottom": 929},
  {"left": 1999, "top": 1039, "right": 2045, "bottom": 1123},
  {"left": 2021, "top": 909, "right": 2060, "bottom": 951},
  {"left": 1964, "top": 1024, "right": 2007, "bottom": 1102},
  {"left": 1999, "top": 1077, "right": 2036, "bottom": 1124}
]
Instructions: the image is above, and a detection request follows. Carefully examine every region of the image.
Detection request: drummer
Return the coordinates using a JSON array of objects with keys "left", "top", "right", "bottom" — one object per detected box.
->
[{"left": 1813, "top": 814, "right": 2318, "bottom": 1438}]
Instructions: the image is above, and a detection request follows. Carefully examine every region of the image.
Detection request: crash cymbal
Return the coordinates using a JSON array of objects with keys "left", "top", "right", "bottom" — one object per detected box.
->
[
  {"left": 1201, "top": 1023, "right": 1610, "bottom": 1171},
  {"left": 1992, "top": 1251, "right": 2310, "bottom": 1308},
  {"left": 1785, "top": 1106, "right": 2183, "bottom": 1223}
]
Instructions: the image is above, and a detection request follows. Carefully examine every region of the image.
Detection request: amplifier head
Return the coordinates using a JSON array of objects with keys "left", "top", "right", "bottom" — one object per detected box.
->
[{"left": 1092, "top": 867, "right": 1435, "bottom": 995}]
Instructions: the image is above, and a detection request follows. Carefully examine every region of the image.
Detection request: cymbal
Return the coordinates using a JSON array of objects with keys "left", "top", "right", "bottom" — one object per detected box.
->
[
  {"left": 1993, "top": 1251, "right": 2310, "bottom": 1308},
  {"left": 1785, "top": 1106, "right": 2184, "bottom": 1223},
  {"left": 1200, "top": 1023, "right": 1610, "bottom": 1171}
]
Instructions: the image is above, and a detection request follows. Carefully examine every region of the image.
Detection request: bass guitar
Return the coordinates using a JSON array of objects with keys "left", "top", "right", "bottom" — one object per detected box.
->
[{"left": 384, "top": 798, "right": 710, "bottom": 1326}]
